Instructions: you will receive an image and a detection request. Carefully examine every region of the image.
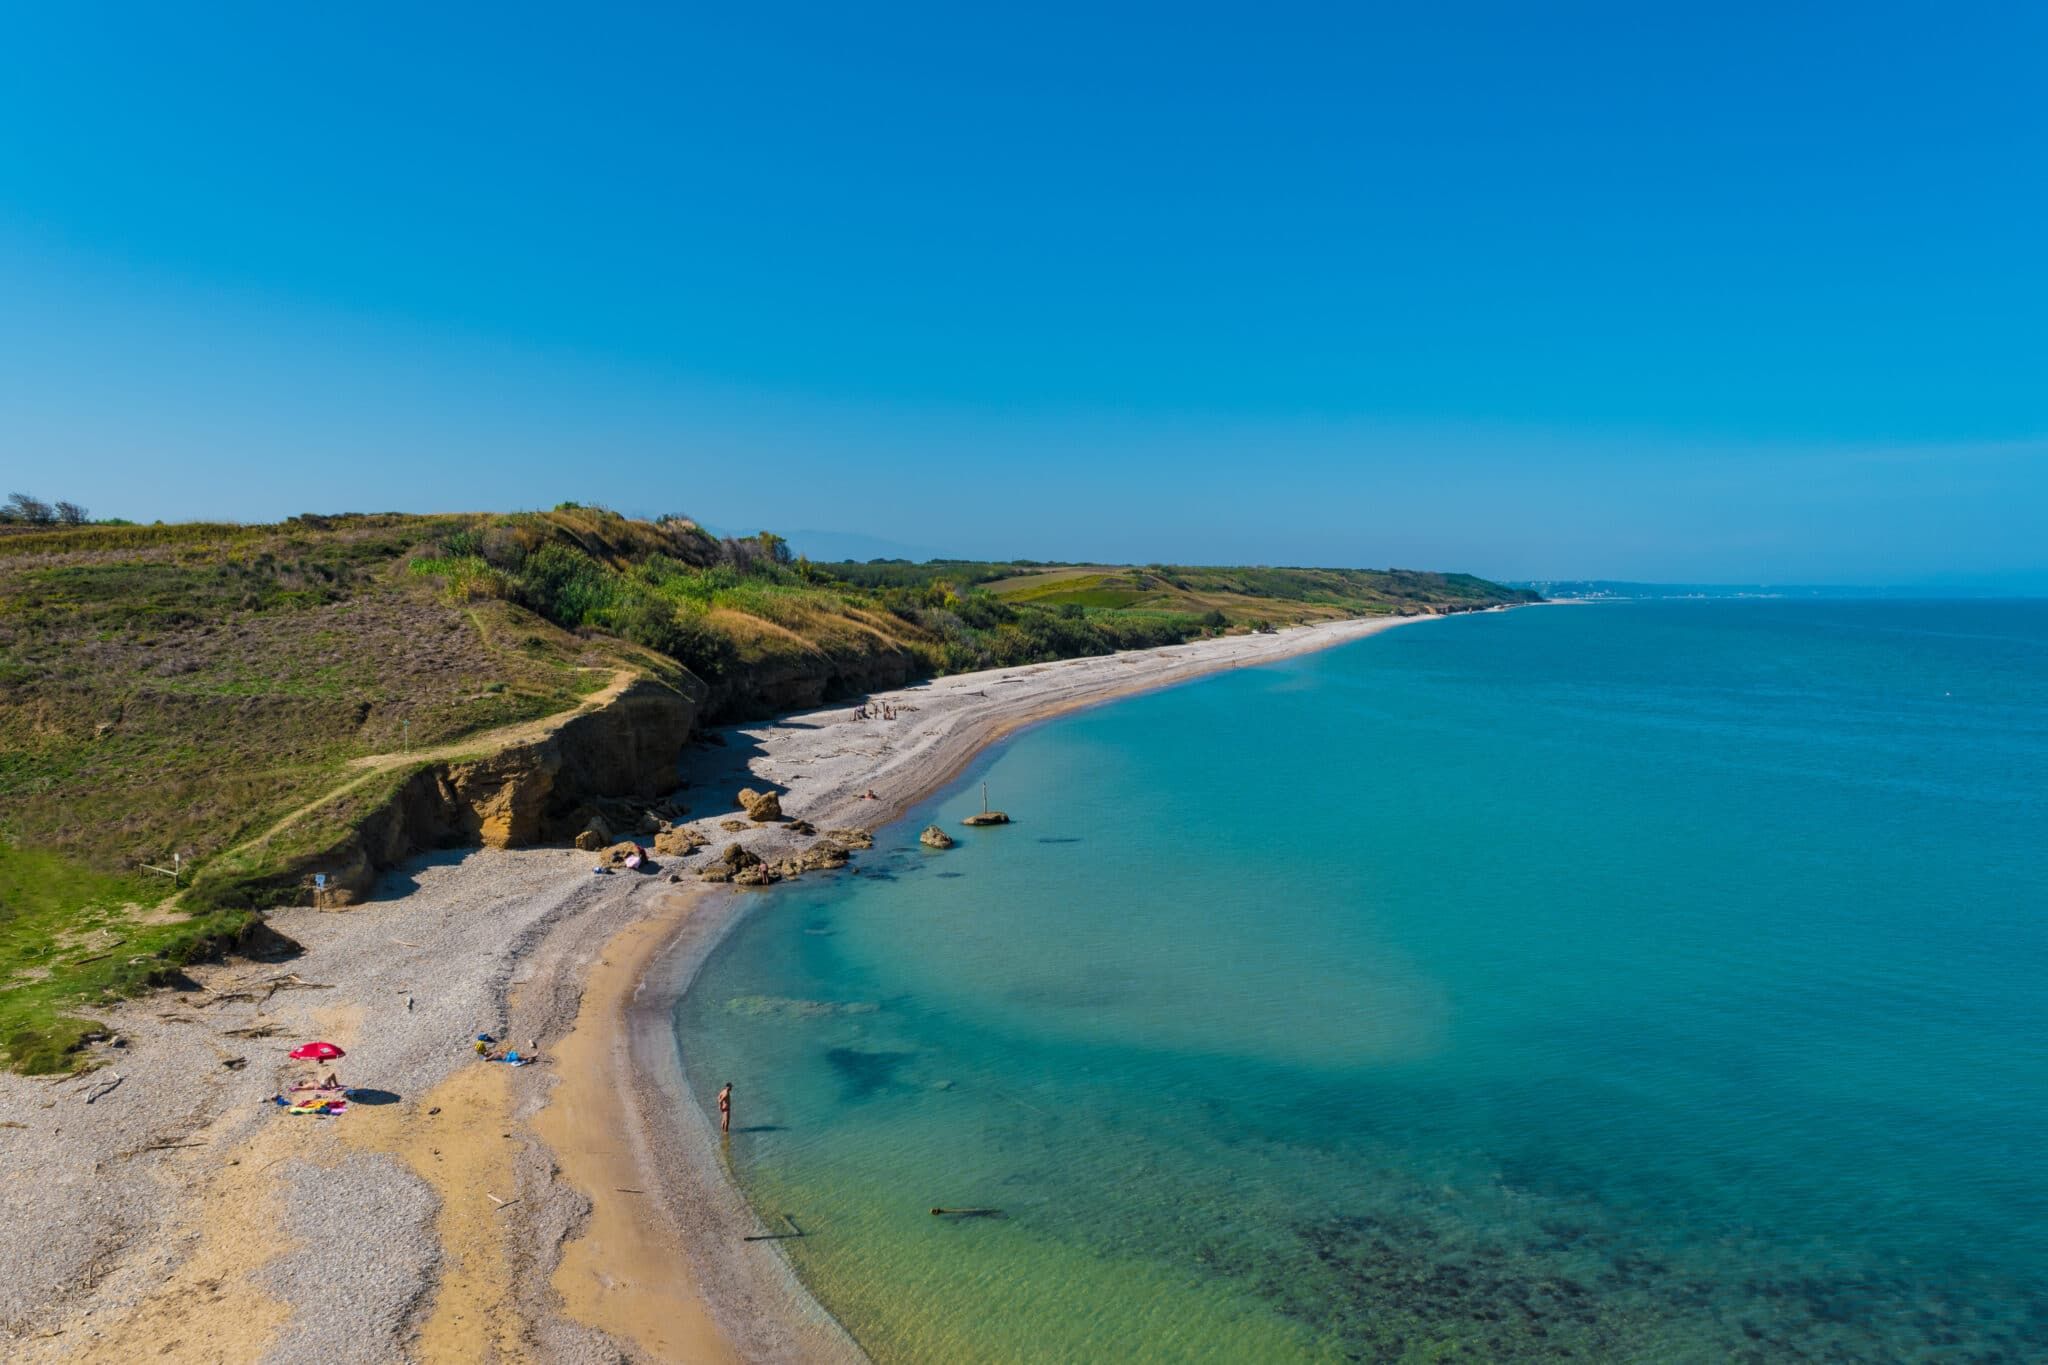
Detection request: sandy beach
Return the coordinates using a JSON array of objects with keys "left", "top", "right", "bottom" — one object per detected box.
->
[{"left": 0, "top": 612, "right": 1438, "bottom": 1362}]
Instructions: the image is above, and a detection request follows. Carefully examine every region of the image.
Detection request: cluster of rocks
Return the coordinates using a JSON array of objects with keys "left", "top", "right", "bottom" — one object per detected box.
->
[
  {"left": 695, "top": 837, "right": 857, "bottom": 887},
  {"left": 571, "top": 797, "right": 694, "bottom": 851},
  {"left": 566, "top": 776, "right": 882, "bottom": 893},
  {"left": 696, "top": 843, "right": 768, "bottom": 885},
  {"left": 773, "top": 842, "right": 852, "bottom": 879}
]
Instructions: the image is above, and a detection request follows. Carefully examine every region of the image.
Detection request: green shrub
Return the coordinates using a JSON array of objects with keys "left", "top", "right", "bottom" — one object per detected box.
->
[
  {"left": 636, "top": 606, "right": 739, "bottom": 682},
  {"left": 519, "top": 543, "right": 619, "bottom": 626}
]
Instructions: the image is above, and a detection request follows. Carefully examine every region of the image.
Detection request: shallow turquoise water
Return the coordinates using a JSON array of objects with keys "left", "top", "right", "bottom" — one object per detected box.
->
[{"left": 677, "top": 602, "right": 2048, "bottom": 1361}]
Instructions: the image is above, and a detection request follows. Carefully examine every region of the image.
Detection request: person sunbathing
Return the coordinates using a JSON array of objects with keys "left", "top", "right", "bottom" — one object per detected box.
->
[{"left": 272, "top": 1081, "right": 348, "bottom": 1108}]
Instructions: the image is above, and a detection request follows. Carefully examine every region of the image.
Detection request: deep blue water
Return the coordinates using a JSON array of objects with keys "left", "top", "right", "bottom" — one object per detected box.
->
[{"left": 678, "top": 601, "right": 2048, "bottom": 1361}]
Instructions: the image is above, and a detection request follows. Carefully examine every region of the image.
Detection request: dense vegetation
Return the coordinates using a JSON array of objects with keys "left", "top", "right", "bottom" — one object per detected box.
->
[
  {"left": 402, "top": 519, "right": 1536, "bottom": 696},
  {"left": 0, "top": 505, "right": 1532, "bottom": 1070}
]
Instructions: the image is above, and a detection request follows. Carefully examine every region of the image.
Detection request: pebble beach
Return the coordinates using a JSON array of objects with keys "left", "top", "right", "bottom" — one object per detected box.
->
[{"left": 0, "top": 614, "right": 1433, "bottom": 1362}]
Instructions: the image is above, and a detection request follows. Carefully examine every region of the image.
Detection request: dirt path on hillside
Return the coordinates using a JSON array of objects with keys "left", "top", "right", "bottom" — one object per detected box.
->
[
  {"left": 343, "top": 666, "right": 638, "bottom": 772},
  {"left": 171, "top": 667, "right": 641, "bottom": 915}
]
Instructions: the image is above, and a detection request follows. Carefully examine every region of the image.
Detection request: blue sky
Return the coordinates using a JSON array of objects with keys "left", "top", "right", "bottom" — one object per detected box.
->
[{"left": 2, "top": 3, "right": 2043, "bottom": 584}]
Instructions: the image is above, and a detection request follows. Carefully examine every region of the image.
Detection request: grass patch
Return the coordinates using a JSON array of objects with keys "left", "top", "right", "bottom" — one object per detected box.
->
[
  {"left": 182, "top": 761, "right": 433, "bottom": 914},
  {"left": 1024, "top": 586, "right": 1156, "bottom": 609},
  {"left": 0, "top": 839, "right": 258, "bottom": 1073}
]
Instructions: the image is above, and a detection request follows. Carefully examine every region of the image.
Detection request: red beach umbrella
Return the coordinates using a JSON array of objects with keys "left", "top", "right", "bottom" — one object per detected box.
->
[{"left": 288, "top": 1041, "right": 346, "bottom": 1061}]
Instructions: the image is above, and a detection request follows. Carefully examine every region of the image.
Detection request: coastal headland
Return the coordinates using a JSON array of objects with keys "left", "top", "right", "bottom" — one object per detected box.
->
[{"left": 0, "top": 612, "right": 1445, "bottom": 1361}]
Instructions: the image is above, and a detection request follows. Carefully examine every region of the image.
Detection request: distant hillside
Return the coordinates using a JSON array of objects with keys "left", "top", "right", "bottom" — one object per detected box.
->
[
  {"left": 975, "top": 562, "right": 1537, "bottom": 616},
  {"left": 1516, "top": 580, "right": 1908, "bottom": 600},
  {"left": 777, "top": 528, "right": 962, "bottom": 564},
  {"left": 0, "top": 506, "right": 1531, "bottom": 1070}
]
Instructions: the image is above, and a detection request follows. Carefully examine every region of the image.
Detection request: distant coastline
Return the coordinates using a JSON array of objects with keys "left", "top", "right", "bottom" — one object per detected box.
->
[{"left": 1515, "top": 578, "right": 2046, "bottom": 600}]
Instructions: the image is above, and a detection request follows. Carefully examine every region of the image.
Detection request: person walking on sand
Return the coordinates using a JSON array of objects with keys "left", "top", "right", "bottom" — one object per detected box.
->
[{"left": 718, "top": 1082, "right": 732, "bottom": 1134}]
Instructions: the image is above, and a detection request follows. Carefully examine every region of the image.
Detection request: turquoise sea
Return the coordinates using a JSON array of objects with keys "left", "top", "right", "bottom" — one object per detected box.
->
[{"left": 677, "top": 601, "right": 2048, "bottom": 1362}]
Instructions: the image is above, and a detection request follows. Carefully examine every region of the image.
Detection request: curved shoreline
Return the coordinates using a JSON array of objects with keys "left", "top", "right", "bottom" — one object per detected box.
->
[
  {"left": 0, "top": 612, "right": 1479, "bottom": 1362},
  {"left": 547, "top": 612, "right": 1455, "bottom": 1359}
]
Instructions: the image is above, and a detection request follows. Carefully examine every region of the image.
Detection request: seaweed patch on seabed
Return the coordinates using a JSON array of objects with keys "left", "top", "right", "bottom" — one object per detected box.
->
[
  {"left": 1227, "top": 1208, "right": 2048, "bottom": 1363},
  {"left": 826, "top": 1046, "right": 917, "bottom": 1099},
  {"left": 726, "top": 995, "right": 880, "bottom": 1019}
]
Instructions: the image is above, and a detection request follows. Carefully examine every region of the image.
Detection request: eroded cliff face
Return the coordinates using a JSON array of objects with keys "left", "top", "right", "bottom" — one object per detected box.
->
[
  {"left": 296, "top": 676, "right": 699, "bottom": 907},
  {"left": 245, "top": 639, "right": 934, "bottom": 909},
  {"left": 548, "top": 677, "right": 697, "bottom": 811},
  {"left": 702, "top": 642, "right": 925, "bottom": 721}
]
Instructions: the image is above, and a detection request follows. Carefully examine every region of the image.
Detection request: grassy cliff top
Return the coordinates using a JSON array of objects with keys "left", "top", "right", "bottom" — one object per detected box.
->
[
  {"left": 853, "top": 559, "right": 1529, "bottom": 616},
  {"left": 0, "top": 505, "right": 1533, "bottom": 1069}
]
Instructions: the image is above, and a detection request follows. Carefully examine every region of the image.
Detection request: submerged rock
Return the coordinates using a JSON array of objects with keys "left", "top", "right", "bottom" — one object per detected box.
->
[
  {"left": 767, "top": 840, "right": 853, "bottom": 883},
  {"left": 800, "top": 841, "right": 850, "bottom": 870},
  {"left": 920, "top": 825, "right": 956, "bottom": 849},
  {"left": 773, "top": 842, "right": 851, "bottom": 879}
]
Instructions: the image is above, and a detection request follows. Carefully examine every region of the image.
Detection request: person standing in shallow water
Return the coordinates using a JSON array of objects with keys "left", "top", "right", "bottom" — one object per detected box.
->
[{"left": 718, "top": 1082, "right": 732, "bottom": 1134}]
